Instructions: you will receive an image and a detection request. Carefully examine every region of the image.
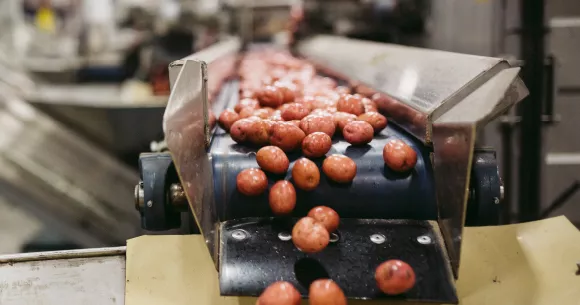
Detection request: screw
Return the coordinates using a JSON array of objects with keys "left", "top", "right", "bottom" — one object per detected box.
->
[
  {"left": 329, "top": 233, "right": 339, "bottom": 243},
  {"left": 417, "top": 235, "right": 432, "bottom": 244},
  {"left": 370, "top": 234, "right": 386, "bottom": 244},
  {"left": 231, "top": 229, "right": 248, "bottom": 240},
  {"left": 278, "top": 232, "right": 292, "bottom": 241},
  {"left": 494, "top": 197, "right": 500, "bottom": 204},
  {"left": 146, "top": 200, "right": 153, "bottom": 208}
]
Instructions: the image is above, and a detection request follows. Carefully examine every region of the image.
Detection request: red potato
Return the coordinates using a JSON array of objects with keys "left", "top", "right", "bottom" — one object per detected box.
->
[
  {"left": 383, "top": 139, "right": 418, "bottom": 172},
  {"left": 322, "top": 155, "right": 357, "bottom": 184},
  {"left": 268, "top": 110, "right": 284, "bottom": 121},
  {"left": 253, "top": 108, "right": 275, "bottom": 119},
  {"left": 332, "top": 112, "right": 357, "bottom": 132},
  {"left": 235, "top": 98, "right": 260, "bottom": 113},
  {"left": 281, "top": 103, "right": 311, "bottom": 121},
  {"left": 230, "top": 118, "right": 255, "bottom": 143},
  {"left": 362, "top": 98, "right": 378, "bottom": 112},
  {"left": 256, "top": 146, "right": 289, "bottom": 174},
  {"left": 270, "top": 122, "right": 306, "bottom": 152},
  {"left": 256, "top": 281, "right": 301, "bottom": 305},
  {"left": 300, "top": 115, "right": 336, "bottom": 137},
  {"left": 269, "top": 181, "right": 296, "bottom": 215},
  {"left": 311, "top": 96, "right": 335, "bottom": 110},
  {"left": 309, "top": 109, "right": 334, "bottom": 118},
  {"left": 291, "top": 158, "right": 320, "bottom": 191},
  {"left": 307, "top": 206, "right": 340, "bottom": 232},
  {"left": 375, "top": 260, "right": 416, "bottom": 295},
  {"left": 358, "top": 112, "right": 388, "bottom": 134},
  {"left": 343, "top": 121, "right": 374, "bottom": 145},
  {"left": 239, "top": 106, "right": 256, "bottom": 119},
  {"left": 296, "top": 96, "right": 314, "bottom": 111},
  {"left": 247, "top": 120, "right": 271, "bottom": 146},
  {"left": 337, "top": 94, "right": 366, "bottom": 116},
  {"left": 292, "top": 217, "right": 329, "bottom": 253},
  {"left": 258, "top": 85, "right": 285, "bottom": 108},
  {"left": 309, "top": 279, "right": 347, "bottom": 305},
  {"left": 236, "top": 168, "right": 268, "bottom": 196},
  {"left": 218, "top": 109, "right": 240, "bottom": 132},
  {"left": 302, "top": 132, "right": 332, "bottom": 158},
  {"left": 274, "top": 82, "right": 297, "bottom": 104}
]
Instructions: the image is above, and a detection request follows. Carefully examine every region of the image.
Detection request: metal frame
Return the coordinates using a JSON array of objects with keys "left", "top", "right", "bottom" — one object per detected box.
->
[{"left": 163, "top": 35, "right": 528, "bottom": 277}]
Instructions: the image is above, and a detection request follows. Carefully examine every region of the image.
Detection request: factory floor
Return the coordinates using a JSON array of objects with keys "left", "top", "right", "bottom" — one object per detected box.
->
[{"left": 0, "top": 197, "right": 42, "bottom": 254}]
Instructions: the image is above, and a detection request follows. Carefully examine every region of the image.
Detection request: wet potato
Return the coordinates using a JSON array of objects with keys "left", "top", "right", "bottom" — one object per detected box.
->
[
  {"left": 291, "top": 158, "right": 320, "bottom": 191},
  {"left": 383, "top": 139, "right": 418, "bottom": 172},
  {"left": 292, "top": 217, "right": 330, "bottom": 253},
  {"left": 218, "top": 109, "right": 240, "bottom": 132},
  {"left": 302, "top": 132, "right": 332, "bottom": 158},
  {"left": 322, "top": 155, "right": 357, "bottom": 184},
  {"left": 236, "top": 168, "right": 268, "bottom": 196},
  {"left": 309, "top": 279, "right": 347, "bottom": 305},
  {"left": 269, "top": 181, "right": 296, "bottom": 215},
  {"left": 375, "top": 260, "right": 416, "bottom": 295},
  {"left": 358, "top": 111, "right": 388, "bottom": 134},
  {"left": 269, "top": 122, "right": 306, "bottom": 152},
  {"left": 307, "top": 206, "right": 340, "bottom": 232},
  {"left": 342, "top": 121, "right": 374, "bottom": 145},
  {"left": 299, "top": 115, "right": 336, "bottom": 137},
  {"left": 256, "top": 146, "right": 289, "bottom": 174},
  {"left": 257, "top": 281, "right": 301, "bottom": 305}
]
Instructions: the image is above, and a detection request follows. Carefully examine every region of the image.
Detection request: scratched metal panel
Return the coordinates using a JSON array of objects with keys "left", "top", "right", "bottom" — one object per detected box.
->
[{"left": 0, "top": 248, "right": 126, "bottom": 305}]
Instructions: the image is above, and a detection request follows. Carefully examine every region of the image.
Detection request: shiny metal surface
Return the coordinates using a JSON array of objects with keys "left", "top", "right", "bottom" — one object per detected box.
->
[
  {"left": 432, "top": 67, "right": 528, "bottom": 277},
  {"left": 297, "top": 35, "right": 517, "bottom": 142},
  {"left": 0, "top": 84, "right": 141, "bottom": 247},
  {"left": 164, "top": 38, "right": 241, "bottom": 267}
]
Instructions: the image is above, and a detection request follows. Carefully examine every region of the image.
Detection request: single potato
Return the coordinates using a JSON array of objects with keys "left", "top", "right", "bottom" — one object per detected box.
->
[{"left": 292, "top": 217, "right": 330, "bottom": 253}]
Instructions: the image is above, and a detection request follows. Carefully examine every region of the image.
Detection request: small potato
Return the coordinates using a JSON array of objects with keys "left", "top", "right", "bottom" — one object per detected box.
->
[
  {"left": 218, "top": 109, "right": 240, "bottom": 132},
  {"left": 309, "top": 109, "right": 334, "bottom": 118},
  {"left": 383, "top": 139, "right": 417, "bottom": 172},
  {"left": 247, "top": 120, "right": 271, "bottom": 146},
  {"left": 253, "top": 107, "right": 275, "bottom": 119},
  {"left": 281, "top": 103, "right": 310, "bottom": 121},
  {"left": 375, "top": 260, "right": 416, "bottom": 295},
  {"left": 292, "top": 217, "right": 329, "bottom": 253},
  {"left": 257, "top": 281, "right": 301, "bottom": 305},
  {"left": 239, "top": 106, "right": 256, "bottom": 119},
  {"left": 296, "top": 96, "right": 314, "bottom": 111},
  {"left": 343, "top": 121, "right": 374, "bottom": 145},
  {"left": 309, "top": 279, "right": 347, "bottom": 305},
  {"left": 362, "top": 97, "right": 378, "bottom": 112},
  {"left": 268, "top": 110, "right": 284, "bottom": 121},
  {"left": 256, "top": 146, "right": 289, "bottom": 174},
  {"left": 337, "top": 94, "right": 365, "bottom": 115},
  {"left": 258, "top": 85, "right": 284, "bottom": 108},
  {"left": 307, "top": 206, "right": 339, "bottom": 232},
  {"left": 300, "top": 115, "right": 336, "bottom": 137},
  {"left": 322, "top": 155, "right": 357, "bottom": 184},
  {"left": 311, "top": 96, "right": 335, "bottom": 110},
  {"left": 269, "top": 181, "right": 296, "bottom": 215},
  {"left": 292, "top": 158, "right": 320, "bottom": 191},
  {"left": 274, "top": 81, "right": 297, "bottom": 104},
  {"left": 358, "top": 112, "right": 388, "bottom": 134},
  {"left": 230, "top": 118, "right": 254, "bottom": 143},
  {"left": 235, "top": 98, "right": 260, "bottom": 113},
  {"left": 236, "top": 168, "right": 268, "bottom": 196},
  {"left": 270, "top": 122, "right": 306, "bottom": 152},
  {"left": 302, "top": 132, "right": 332, "bottom": 158},
  {"left": 332, "top": 112, "right": 357, "bottom": 132}
]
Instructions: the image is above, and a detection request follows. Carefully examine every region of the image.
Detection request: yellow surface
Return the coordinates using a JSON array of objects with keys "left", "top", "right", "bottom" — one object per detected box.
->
[{"left": 125, "top": 216, "right": 580, "bottom": 305}]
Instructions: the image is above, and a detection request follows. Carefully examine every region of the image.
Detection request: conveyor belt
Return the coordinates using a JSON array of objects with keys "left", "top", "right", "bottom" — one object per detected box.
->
[{"left": 208, "top": 81, "right": 438, "bottom": 222}]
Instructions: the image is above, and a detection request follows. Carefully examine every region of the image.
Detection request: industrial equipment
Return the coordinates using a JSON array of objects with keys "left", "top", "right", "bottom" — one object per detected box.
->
[{"left": 133, "top": 35, "right": 527, "bottom": 303}]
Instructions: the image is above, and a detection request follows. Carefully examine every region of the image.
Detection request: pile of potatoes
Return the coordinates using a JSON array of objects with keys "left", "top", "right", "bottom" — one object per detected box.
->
[{"left": 220, "top": 50, "right": 418, "bottom": 303}]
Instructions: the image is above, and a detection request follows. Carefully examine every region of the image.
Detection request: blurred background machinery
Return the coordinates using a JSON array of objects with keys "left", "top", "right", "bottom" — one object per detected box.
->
[{"left": 0, "top": 0, "right": 579, "bottom": 255}]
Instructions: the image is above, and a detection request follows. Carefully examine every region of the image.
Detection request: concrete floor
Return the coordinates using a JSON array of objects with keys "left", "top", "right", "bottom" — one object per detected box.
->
[{"left": 0, "top": 196, "right": 42, "bottom": 254}]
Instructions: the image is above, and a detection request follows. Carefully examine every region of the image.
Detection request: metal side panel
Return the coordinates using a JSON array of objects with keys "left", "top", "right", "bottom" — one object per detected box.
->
[
  {"left": 164, "top": 38, "right": 241, "bottom": 267},
  {"left": 0, "top": 247, "right": 126, "bottom": 305},
  {"left": 296, "top": 35, "right": 507, "bottom": 141},
  {"left": 0, "top": 84, "right": 141, "bottom": 247}
]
